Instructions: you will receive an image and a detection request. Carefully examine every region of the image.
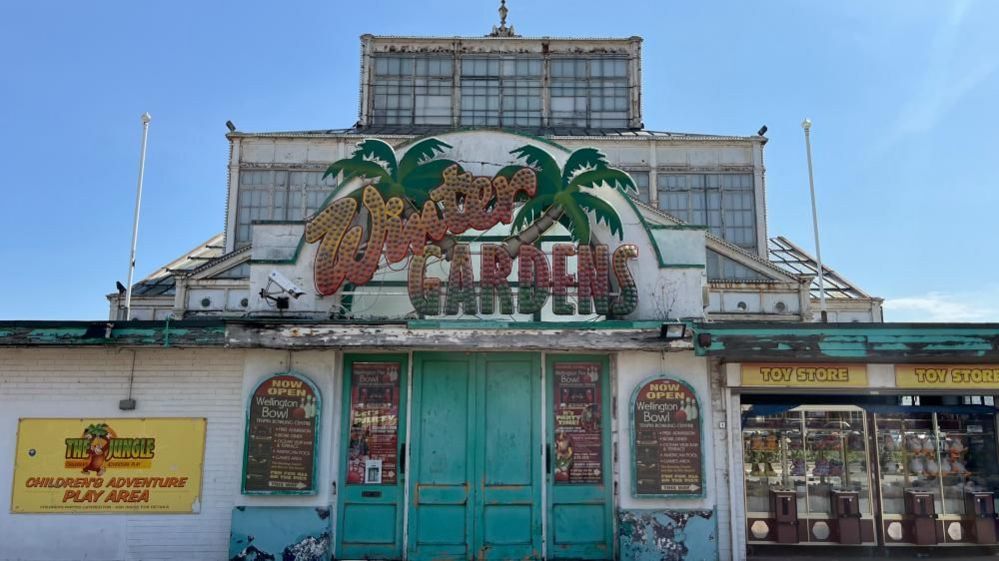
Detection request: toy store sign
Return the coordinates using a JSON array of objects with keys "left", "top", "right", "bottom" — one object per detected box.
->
[
  {"left": 741, "top": 363, "right": 868, "bottom": 388},
  {"left": 11, "top": 418, "right": 206, "bottom": 513},
  {"left": 896, "top": 365, "right": 999, "bottom": 389}
]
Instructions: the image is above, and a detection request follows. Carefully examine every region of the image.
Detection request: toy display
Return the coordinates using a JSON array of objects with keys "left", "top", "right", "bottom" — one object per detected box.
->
[{"left": 742, "top": 407, "right": 871, "bottom": 522}]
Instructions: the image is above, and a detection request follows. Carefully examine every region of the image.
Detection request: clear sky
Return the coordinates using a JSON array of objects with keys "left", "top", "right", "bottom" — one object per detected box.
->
[{"left": 1, "top": 1, "right": 997, "bottom": 321}]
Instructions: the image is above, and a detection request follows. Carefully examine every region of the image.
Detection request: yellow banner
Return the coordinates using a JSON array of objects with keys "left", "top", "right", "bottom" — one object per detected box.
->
[
  {"left": 896, "top": 365, "right": 999, "bottom": 389},
  {"left": 11, "top": 418, "right": 206, "bottom": 514},
  {"left": 741, "top": 364, "right": 868, "bottom": 387}
]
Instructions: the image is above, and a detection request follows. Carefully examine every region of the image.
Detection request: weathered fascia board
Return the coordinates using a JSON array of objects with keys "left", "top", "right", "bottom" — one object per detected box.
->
[
  {"left": 690, "top": 323, "right": 999, "bottom": 362},
  {"left": 226, "top": 324, "right": 688, "bottom": 352},
  {"left": 0, "top": 321, "right": 226, "bottom": 348}
]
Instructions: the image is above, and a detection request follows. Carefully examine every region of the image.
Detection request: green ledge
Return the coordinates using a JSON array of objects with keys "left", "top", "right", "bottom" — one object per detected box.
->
[{"left": 407, "top": 319, "right": 664, "bottom": 330}]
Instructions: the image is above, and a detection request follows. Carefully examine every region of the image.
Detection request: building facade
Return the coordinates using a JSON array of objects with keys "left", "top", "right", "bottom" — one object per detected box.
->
[{"left": 3, "top": 17, "right": 998, "bottom": 561}]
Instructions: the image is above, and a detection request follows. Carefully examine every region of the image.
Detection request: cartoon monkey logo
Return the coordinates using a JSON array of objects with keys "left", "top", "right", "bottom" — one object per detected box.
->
[{"left": 81, "top": 423, "right": 112, "bottom": 476}]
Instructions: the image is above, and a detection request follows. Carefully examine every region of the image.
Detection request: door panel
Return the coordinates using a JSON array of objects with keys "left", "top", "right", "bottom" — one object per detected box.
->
[
  {"left": 477, "top": 354, "right": 541, "bottom": 561},
  {"left": 410, "top": 355, "right": 474, "bottom": 561},
  {"left": 410, "top": 353, "right": 542, "bottom": 561},
  {"left": 337, "top": 355, "right": 408, "bottom": 560},
  {"left": 547, "top": 355, "right": 614, "bottom": 560}
]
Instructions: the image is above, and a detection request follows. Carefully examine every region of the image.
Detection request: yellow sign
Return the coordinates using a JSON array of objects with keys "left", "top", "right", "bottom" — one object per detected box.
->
[
  {"left": 11, "top": 418, "right": 206, "bottom": 514},
  {"left": 741, "top": 364, "right": 868, "bottom": 387},
  {"left": 896, "top": 365, "right": 999, "bottom": 389}
]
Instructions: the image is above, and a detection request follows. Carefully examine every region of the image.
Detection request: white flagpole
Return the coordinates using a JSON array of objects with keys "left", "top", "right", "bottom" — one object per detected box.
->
[
  {"left": 802, "top": 118, "right": 828, "bottom": 321},
  {"left": 124, "top": 112, "right": 152, "bottom": 321}
]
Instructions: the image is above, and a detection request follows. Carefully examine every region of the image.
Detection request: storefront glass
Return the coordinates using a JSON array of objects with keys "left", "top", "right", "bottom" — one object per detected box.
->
[
  {"left": 874, "top": 409, "right": 999, "bottom": 516},
  {"left": 743, "top": 405, "right": 872, "bottom": 519}
]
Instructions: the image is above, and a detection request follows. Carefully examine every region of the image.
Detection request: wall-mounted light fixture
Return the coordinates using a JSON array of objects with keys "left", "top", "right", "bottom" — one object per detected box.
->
[{"left": 660, "top": 322, "right": 687, "bottom": 341}]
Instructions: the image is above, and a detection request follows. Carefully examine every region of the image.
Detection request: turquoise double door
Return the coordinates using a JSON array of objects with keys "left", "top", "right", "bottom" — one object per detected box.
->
[{"left": 338, "top": 352, "right": 613, "bottom": 561}]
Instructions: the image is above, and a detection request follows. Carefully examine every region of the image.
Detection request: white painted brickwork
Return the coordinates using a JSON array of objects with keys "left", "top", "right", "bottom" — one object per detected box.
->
[{"left": 0, "top": 348, "right": 246, "bottom": 561}]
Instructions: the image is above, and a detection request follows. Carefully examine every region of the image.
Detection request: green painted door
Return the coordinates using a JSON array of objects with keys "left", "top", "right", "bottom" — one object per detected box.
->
[
  {"left": 337, "top": 354, "right": 408, "bottom": 559},
  {"left": 547, "top": 354, "right": 614, "bottom": 559},
  {"left": 409, "top": 352, "right": 542, "bottom": 561}
]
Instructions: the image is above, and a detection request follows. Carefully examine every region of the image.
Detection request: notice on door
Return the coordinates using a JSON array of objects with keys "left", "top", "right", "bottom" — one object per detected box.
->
[
  {"left": 347, "top": 363, "right": 401, "bottom": 485},
  {"left": 553, "top": 362, "right": 603, "bottom": 484},
  {"left": 632, "top": 377, "right": 703, "bottom": 497},
  {"left": 243, "top": 373, "right": 320, "bottom": 494}
]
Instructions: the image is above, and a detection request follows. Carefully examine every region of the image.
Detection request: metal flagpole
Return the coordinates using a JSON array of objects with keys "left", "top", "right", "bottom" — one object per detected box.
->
[
  {"left": 801, "top": 118, "right": 828, "bottom": 321},
  {"left": 124, "top": 112, "right": 152, "bottom": 321}
]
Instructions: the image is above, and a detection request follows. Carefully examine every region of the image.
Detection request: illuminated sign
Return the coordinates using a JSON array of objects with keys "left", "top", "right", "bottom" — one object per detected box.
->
[{"left": 305, "top": 140, "right": 640, "bottom": 317}]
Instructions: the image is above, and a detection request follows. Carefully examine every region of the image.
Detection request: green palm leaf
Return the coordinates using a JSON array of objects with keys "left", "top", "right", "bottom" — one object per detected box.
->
[
  {"left": 569, "top": 168, "right": 637, "bottom": 195},
  {"left": 510, "top": 145, "right": 562, "bottom": 197},
  {"left": 562, "top": 148, "right": 609, "bottom": 183},
  {"left": 574, "top": 192, "right": 624, "bottom": 240},
  {"left": 494, "top": 164, "right": 527, "bottom": 180},
  {"left": 555, "top": 191, "right": 591, "bottom": 244},
  {"left": 351, "top": 139, "right": 398, "bottom": 179},
  {"left": 511, "top": 193, "right": 554, "bottom": 233},
  {"left": 398, "top": 138, "right": 452, "bottom": 181},
  {"left": 401, "top": 159, "right": 461, "bottom": 201},
  {"left": 323, "top": 160, "right": 394, "bottom": 200}
]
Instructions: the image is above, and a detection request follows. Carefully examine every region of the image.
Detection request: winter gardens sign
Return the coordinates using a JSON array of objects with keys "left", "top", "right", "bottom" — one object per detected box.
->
[{"left": 304, "top": 138, "right": 639, "bottom": 317}]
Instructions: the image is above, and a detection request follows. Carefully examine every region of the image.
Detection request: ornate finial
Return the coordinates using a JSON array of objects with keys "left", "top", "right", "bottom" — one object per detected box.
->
[{"left": 488, "top": 0, "right": 519, "bottom": 37}]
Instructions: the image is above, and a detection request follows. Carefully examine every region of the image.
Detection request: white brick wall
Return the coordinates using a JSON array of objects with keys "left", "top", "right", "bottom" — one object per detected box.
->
[{"left": 0, "top": 348, "right": 246, "bottom": 561}]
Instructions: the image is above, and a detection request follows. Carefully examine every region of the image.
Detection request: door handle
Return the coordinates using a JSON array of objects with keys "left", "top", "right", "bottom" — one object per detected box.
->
[
  {"left": 546, "top": 443, "right": 551, "bottom": 474},
  {"left": 400, "top": 441, "right": 406, "bottom": 475}
]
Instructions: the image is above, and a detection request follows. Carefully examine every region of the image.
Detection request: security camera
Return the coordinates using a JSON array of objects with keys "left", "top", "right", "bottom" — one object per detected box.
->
[{"left": 268, "top": 271, "right": 305, "bottom": 299}]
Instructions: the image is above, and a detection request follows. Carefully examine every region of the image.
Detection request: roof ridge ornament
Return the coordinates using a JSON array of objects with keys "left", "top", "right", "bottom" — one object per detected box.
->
[{"left": 488, "top": 0, "right": 519, "bottom": 37}]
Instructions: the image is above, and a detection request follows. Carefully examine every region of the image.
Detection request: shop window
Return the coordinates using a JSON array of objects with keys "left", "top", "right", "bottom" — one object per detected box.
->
[
  {"left": 235, "top": 170, "right": 336, "bottom": 247},
  {"left": 371, "top": 55, "right": 453, "bottom": 126},
  {"left": 874, "top": 410, "right": 999, "bottom": 517},
  {"left": 658, "top": 173, "right": 757, "bottom": 250},
  {"left": 742, "top": 406, "right": 872, "bottom": 529}
]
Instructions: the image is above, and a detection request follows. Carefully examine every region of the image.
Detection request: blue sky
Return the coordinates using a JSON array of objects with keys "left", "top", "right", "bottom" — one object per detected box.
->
[{"left": 1, "top": 1, "right": 997, "bottom": 321}]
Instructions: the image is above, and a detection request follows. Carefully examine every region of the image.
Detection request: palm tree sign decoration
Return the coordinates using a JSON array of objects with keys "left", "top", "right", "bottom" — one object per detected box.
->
[{"left": 304, "top": 138, "right": 640, "bottom": 317}]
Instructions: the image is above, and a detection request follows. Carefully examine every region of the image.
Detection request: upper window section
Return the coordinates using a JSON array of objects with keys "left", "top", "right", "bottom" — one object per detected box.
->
[
  {"left": 551, "top": 58, "right": 629, "bottom": 128},
  {"left": 235, "top": 170, "right": 336, "bottom": 248},
  {"left": 367, "top": 51, "right": 635, "bottom": 129},
  {"left": 371, "top": 56, "right": 453, "bottom": 126},
  {"left": 460, "top": 57, "right": 542, "bottom": 127},
  {"left": 658, "top": 173, "right": 757, "bottom": 250}
]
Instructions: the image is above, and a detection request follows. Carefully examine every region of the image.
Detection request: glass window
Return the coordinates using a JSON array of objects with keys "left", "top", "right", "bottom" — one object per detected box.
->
[
  {"left": 550, "top": 57, "right": 629, "bottom": 129},
  {"left": 742, "top": 406, "right": 872, "bottom": 527},
  {"left": 372, "top": 55, "right": 453, "bottom": 126},
  {"left": 630, "top": 171, "right": 649, "bottom": 203},
  {"left": 706, "top": 249, "right": 767, "bottom": 280},
  {"left": 875, "top": 410, "right": 999, "bottom": 517},
  {"left": 460, "top": 56, "right": 542, "bottom": 127},
  {"left": 658, "top": 173, "right": 757, "bottom": 250},
  {"left": 235, "top": 170, "right": 336, "bottom": 247}
]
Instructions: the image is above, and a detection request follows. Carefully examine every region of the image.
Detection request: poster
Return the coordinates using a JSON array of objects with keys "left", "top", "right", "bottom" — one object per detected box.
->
[
  {"left": 553, "top": 362, "right": 603, "bottom": 484},
  {"left": 347, "top": 363, "right": 400, "bottom": 485},
  {"left": 11, "top": 418, "right": 205, "bottom": 513},
  {"left": 243, "top": 373, "right": 320, "bottom": 494},
  {"left": 633, "top": 377, "right": 702, "bottom": 496}
]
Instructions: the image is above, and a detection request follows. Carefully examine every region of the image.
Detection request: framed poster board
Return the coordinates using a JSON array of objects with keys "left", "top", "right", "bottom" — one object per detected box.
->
[
  {"left": 242, "top": 372, "right": 321, "bottom": 495},
  {"left": 552, "top": 362, "right": 603, "bottom": 484},
  {"left": 346, "top": 362, "right": 401, "bottom": 485},
  {"left": 631, "top": 376, "right": 704, "bottom": 497}
]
